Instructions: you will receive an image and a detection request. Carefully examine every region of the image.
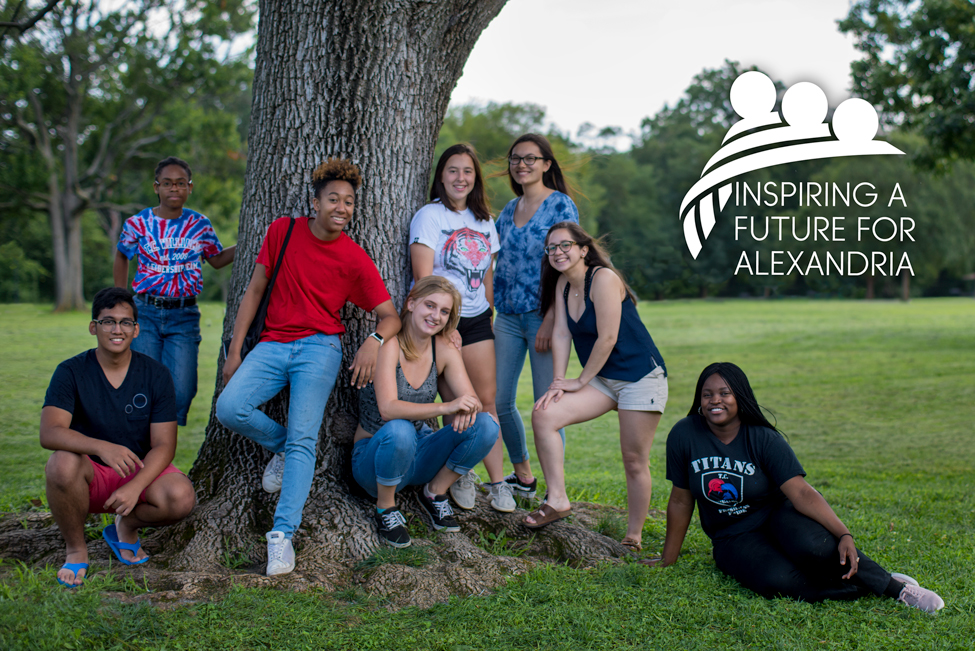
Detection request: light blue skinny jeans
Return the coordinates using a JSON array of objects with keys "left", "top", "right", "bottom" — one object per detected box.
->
[
  {"left": 494, "top": 311, "right": 565, "bottom": 464},
  {"left": 215, "top": 333, "right": 342, "bottom": 538},
  {"left": 351, "top": 413, "right": 498, "bottom": 496}
]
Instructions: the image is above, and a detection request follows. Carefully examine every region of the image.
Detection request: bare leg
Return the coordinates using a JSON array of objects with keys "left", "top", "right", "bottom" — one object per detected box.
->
[
  {"left": 45, "top": 451, "right": 94, "bottom": 586},
  {"left": 618, "top": 410, "right": 662, "bottom": 544},
  {"left": 115, "top": 472, "right": 196, "bottom": 562},
  {"left": 427, "top": 466, "right": 461, "bottom": 495},
  {"left": 461, "top": 340, "right": 503, "bottom": 482},
  {"left": 512, "top": 460, "right": 534, "bottom": 483},
  {"left": 528, "top": 386, "right": 616, "bottom": 520},
  {"left": 376, "top": 484, "right": 397, "bottom": 510}
]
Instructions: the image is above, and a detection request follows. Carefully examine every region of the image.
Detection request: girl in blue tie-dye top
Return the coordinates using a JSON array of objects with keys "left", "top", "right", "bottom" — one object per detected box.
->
[
  {"left": 493, "top": 134, "right": 579, "bottom": 500},
  {"left": 114, "top": 157, "right": 236, "bottom": 426}
]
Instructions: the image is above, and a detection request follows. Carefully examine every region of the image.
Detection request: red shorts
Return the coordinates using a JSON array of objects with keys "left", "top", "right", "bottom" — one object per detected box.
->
[{"left": 86, "top": 456, "right": 184, "bottom": 514}]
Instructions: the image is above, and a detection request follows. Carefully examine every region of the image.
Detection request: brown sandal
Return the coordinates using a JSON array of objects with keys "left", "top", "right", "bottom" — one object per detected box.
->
[
  {"left": 523, "top": 503, "right": 571, "bottom": 529},
  {"left": 621, "top": 538, "right": 642, "bottom": 552}
]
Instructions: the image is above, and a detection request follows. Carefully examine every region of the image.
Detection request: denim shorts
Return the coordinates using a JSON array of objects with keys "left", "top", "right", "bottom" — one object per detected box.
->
[{"left": 589, "top": 365, "right": 667, "bottom": 412}]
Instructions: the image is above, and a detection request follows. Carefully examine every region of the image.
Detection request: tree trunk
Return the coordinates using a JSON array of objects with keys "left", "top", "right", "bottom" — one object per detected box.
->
[
  {"left": 143, "top": 0, "right": 627, "bottom": 600},
  {"left": 50, "top": 181, "right": 86, "bottom": 312},
  {"left": 865, "top": 273, "right": 875, "bottom": 300},
  {"left": 97, "top": 207, "right": 123, "bottom": 262},
  {"left": 901, "top": 269, "right": 910, "bottom": 302}
]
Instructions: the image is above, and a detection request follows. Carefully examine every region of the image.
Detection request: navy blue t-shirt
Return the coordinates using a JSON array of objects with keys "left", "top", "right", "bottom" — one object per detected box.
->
[
  {"left": 43, "top": 350, "right": 177, "bottom": 465},
  {"left": 666, "top": 415, "right": 805, "bottom": 541}
]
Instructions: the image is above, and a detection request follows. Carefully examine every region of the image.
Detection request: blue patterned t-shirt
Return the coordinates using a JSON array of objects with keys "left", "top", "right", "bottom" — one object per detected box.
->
[
  {"left": 494, "top": 191, "right": 579, "bottom": 315},
  {"left": 117, "top": 207, "right": 224, "bottom": 298}
]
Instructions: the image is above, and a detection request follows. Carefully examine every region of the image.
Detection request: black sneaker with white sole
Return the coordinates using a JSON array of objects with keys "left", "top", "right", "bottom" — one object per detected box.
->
[
  {"left": 375, "top": 507, "right": 411, "bottom": 548},
  {"left": 419, "top": 492, "right": 460, "bottom": 532},
  {"left": 504, "top": 472, "right": 538, "bottom": 499}
]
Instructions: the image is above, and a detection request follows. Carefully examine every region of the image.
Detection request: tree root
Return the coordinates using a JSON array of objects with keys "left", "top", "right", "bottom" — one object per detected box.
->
[{"left": 0, "top": 496, "right": 652, "bottom": 609}]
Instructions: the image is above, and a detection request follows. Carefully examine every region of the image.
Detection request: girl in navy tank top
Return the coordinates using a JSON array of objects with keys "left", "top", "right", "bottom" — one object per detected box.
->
[{"left": 525, "top": 222, "right": 668, "bottom": 553}]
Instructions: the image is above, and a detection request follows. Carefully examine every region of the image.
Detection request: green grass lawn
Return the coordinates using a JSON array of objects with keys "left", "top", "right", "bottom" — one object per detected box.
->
[{"left": 1, "top": 298, "right": 974, "bottom": 649}]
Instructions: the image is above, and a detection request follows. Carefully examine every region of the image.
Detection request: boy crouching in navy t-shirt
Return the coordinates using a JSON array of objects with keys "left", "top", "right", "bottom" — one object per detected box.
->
[
  {"left": 217, "top": 158, "right": 400, "bottom": 577},
  {"left": 42, "top": 288, "right": 196, "bottom": 587}
]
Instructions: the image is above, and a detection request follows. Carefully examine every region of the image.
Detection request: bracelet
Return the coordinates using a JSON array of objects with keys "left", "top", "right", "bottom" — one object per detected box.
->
[
  {"left": 839, "top": 533, "right": 853, "bottom": 541},
  {"left": 368, "top": 332, "right": 384, "bottom": 346}
]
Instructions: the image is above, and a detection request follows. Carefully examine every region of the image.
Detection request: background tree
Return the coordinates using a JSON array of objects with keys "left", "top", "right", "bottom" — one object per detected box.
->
[
  {"left": 0, "top": 0, "right": 253, "bottom": 310},
  {"left": 840, "top": 0, "right": 975, "bottom": 168},
  {"left": 0, "top": 0, "right": 59, "bottom": 47}
]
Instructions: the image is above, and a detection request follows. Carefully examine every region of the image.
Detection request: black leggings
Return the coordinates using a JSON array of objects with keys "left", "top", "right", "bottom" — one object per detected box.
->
[{"left": 712, "top": 501, "right": 896, "bottom": 602}]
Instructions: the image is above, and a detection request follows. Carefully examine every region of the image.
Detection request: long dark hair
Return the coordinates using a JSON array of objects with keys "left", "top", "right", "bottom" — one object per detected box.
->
[
  {"left": 538, "top": 221, "right": 637, "bottom": 315},
  {"left": 430, "top": 143, "right": 492, "bottom": 222},
  {"left": 689, "top": 362, "right": 779, "bottom": 432},
  {"left": 505, "top": 133, "right": 570, "bottom": 197}
]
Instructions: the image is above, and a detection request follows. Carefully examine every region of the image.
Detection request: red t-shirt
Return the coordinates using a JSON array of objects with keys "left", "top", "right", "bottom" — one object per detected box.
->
[{"left": 256, "top": 217, "right": 390, "bottom": 343}]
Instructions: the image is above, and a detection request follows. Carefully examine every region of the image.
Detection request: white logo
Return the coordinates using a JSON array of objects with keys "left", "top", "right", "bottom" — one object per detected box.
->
[{"left": 680, "top": 72, "right": 904, "bottom": 259}]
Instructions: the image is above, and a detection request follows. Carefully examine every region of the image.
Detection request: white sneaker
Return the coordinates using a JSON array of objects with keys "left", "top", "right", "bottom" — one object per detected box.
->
[
  {"left": 265, "top": 531, "right": 295, "bottom": 576},
  {"left": 488, "top": 481, "right": 516, "bottom": 513},
  {"left": 449, "top": 470, "right": 480, "bottom": 510},
  {"left": 262, "top": 452, "right": 286, "bottom": 493},
  {"left": 891, "top": 572, "right": 919, "bottom": 587}
]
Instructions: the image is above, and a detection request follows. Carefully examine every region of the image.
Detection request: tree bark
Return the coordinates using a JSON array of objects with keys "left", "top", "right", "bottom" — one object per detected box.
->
[{"left": 151, "top": 0, "right": 618, "bottom": 589}]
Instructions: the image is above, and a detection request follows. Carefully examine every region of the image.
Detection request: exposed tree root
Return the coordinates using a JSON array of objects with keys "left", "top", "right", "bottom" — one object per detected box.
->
[{"left": 0, "top": 497, "right": 655, "bottom": 609}]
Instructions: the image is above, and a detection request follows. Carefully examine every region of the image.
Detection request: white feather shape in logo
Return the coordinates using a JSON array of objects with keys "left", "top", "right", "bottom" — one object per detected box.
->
[{"left": 680, "top": 72, "right": 904, "bottom": 259}]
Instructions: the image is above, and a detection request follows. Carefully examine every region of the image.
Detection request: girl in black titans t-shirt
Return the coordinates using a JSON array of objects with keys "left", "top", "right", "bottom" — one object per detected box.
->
[{"left": 651, "top": 362, "right": 944, "bottom": 614}]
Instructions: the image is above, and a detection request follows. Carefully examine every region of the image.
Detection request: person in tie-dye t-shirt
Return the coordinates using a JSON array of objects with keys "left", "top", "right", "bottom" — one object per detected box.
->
[{"left": 114, "top": 157, "right": 236, "bottom": 426}]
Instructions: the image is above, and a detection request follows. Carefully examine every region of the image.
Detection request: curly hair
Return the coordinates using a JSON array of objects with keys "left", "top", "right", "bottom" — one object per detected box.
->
[{"left": 312, "top": 158, "right": 362, "bottom": 198}]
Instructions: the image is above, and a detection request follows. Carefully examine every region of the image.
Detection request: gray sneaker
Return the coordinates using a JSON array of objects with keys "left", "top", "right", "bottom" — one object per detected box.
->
[
  {"left": 449, "top": 470, "right": 480, "bottom": 510},
  {"left": 897, "top": 584, "right": 945, "bottom": 613},
  {"left": 262, "top": 452, "right": 286, "bottom": 493},
  {"left": 488, "top": 481, "right": 516, "bottom": 513}
]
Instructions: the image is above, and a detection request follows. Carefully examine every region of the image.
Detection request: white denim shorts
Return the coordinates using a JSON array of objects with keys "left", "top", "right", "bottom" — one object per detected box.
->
[{"left": 589, "top": 365, "right": 667, "bottom": 412}]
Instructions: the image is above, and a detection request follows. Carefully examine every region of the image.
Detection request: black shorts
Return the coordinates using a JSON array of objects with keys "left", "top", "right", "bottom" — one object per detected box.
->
[{"left": 457, "top": 307, "right": 494, "bottom": 346}]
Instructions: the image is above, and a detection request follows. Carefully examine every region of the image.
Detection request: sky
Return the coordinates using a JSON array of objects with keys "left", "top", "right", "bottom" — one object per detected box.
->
[{"left": 451, "top": 0, "right": 863, "bottom": 147}]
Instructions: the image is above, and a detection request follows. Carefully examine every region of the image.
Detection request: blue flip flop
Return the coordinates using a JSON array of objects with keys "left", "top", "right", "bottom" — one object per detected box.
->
[
  {"left": 57, "top": 562, "right": 88, "bottom": 588},
  {"left": 102, "top": 524, "right": 149, "bottom": 566}
]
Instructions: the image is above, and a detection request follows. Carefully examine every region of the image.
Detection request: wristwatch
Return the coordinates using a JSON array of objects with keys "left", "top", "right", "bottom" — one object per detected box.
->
[{"left": 368, "top": 332, "right": 384, "bottom": 346}]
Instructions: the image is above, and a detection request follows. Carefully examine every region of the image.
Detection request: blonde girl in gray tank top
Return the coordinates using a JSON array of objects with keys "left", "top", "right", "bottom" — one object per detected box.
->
[{"left": 351, "top": 276, "right": 499, "bottom": 547}]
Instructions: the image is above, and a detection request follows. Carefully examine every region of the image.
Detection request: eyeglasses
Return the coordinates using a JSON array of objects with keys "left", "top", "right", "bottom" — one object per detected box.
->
[
  {"left": 156, "top": 180, "right": 189, "bottom": 189},
  {"left": 93, "top": 319, "right": 137, "bottom": 332},
  {"left": 508, "top": 155, "right": 547, "bottom": 167},
  {"left": 544, "top": 241, "right": 577, "bottom": 255}
]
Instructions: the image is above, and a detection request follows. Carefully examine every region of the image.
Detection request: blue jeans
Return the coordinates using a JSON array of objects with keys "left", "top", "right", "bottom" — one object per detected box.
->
[
  {"left": 494, "top": 311, "right": 565, "bottom": 464},
  {"left": 215, "top": 333, "right": 342, "bottom": 537},
  {"left": 131, "top": 299, "right": 201, "bottom": 426},
  {"left": 351, "top": 413, "right": 498, "bottom": 497}
]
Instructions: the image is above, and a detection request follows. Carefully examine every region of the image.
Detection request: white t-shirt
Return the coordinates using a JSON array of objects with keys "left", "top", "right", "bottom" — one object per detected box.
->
[{"left": 409, "top": 201, "right": 501, "bottom": 317}]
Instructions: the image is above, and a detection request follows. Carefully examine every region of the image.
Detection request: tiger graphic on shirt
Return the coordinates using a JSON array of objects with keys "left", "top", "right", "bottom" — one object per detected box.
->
[{"left": 440, "top": 227, "right": 492, "bottom": 294}]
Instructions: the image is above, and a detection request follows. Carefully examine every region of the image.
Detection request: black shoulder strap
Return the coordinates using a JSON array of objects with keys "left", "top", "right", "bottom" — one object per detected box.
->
[
  {"left": 584, "top": 265, "right": 603, "bottom": 302},
  {"left": 256, "top": 217, "right": 296, "bottom": 316},
  {"left": 432, "top": 334, "right": 438, "bottom": 371},
  {"left": 562, "top": 279, "right": 570, "bottom": 302}
]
